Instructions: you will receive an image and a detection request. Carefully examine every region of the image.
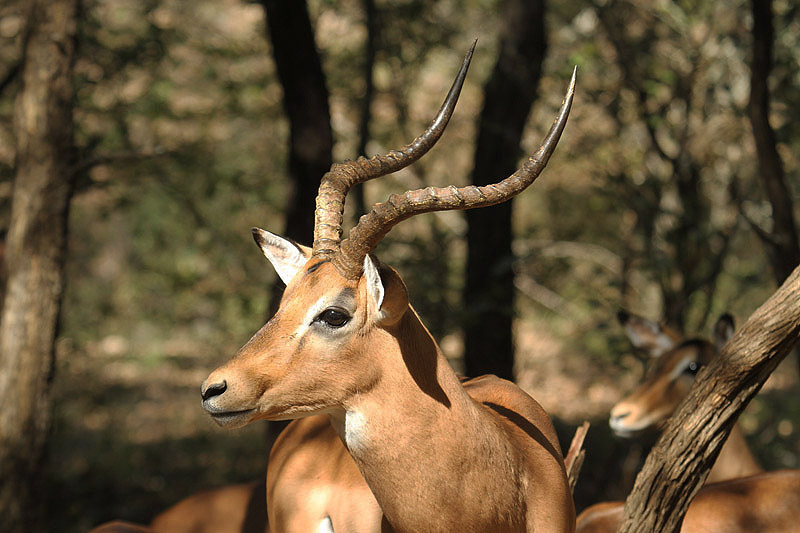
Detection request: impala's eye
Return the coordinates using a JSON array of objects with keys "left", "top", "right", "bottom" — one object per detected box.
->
[
  {"left": 684, "top": 361, "right": 701, "bottom": 376},
  {"left": 316, "top": 308, "right": 350, "bottom": 328}
]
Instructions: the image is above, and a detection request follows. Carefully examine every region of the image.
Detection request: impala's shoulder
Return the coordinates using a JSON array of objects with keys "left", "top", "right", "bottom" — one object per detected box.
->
[
  {"left": 462, "top": 374, "right": 539, "bottom": 406},
  {"left": 462, "top": 375, "right": 554, "bottom": 433}
]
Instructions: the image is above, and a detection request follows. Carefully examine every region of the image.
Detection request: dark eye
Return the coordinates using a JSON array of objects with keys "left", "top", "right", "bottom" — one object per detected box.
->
[
  {"left": 684, "top": 361, "right": 701, "bottom": 376},
  {"left": 316, "top": 308, "right": 350, "bottom": 328}
]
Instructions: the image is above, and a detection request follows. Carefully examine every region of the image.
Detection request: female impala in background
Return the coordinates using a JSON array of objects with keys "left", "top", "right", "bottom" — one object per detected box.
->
[{"left": 576, "top": 311, "right": 800, "bottom": 533}]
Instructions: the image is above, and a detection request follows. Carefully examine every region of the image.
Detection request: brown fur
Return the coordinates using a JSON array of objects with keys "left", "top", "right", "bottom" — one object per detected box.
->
[
  {"left": 577, "top": 470, "right": 800, "bottom": 533},
  {"left": 90, "top": 482, "right": 268, "bottom": 533},
  {"left": 149, "top": 481, "right": 268, "bottom": 533},
  {"left": 203, "top": 252, "right": 575, "bottom": 533}
]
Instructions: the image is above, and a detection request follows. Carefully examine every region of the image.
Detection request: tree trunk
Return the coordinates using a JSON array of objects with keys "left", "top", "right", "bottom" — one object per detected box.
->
[
  {"left": 0, "top": 1, "right": 78, "bottom": 531},
  {"left": 261, "top": 0, "right": 333, "bottom": 249},
  {"left": 351, "top": 0, "right": 378, "bottom": 222},
  {"left": 618, "top": 264, "right": 800, "bottom": 532},
  {"left": 260, "top": 0, "right": 333, "bottom": 449},
  {"left": 463, "top": 0, "right": 547, "bottom": 380},
  {"left": 747, "top": 0, "right": 800, "bottom": 285}
]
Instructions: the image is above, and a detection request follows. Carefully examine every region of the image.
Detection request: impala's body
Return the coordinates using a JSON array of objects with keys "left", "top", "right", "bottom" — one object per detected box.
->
[
  {"left": 204, "top": 251, "right": 575, "bottom": 533},
  {"left": 90, "top": 481, "right": 268, "bottom": 533},
  {"left": 576, "top": 470, "right": 800, "bottom": 533},
  {"left": 576, "top": 311, "right": 800, "bottom": 532},
  {"left": 149, "top": 481, "right": 267, "bottom": 533},
  {"left": 200, "top": 44, "right": 578, "bottom": 532},
  {"left": 266, "top": 415, "right": 381, "bottom": 532}
]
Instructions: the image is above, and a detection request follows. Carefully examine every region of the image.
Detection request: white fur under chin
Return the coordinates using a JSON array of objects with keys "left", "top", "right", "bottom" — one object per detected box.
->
[{"left": 344, "top": 409, "right": 369, "bottom": 452}]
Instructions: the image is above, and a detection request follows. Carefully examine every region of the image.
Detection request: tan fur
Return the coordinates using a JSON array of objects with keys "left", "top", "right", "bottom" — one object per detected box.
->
[
  {"left": 202, "top": 255, "right": 575, "bottom": 533},
  {"left": 149, "top": 481, "right": 267, "bottom": 533},
  {"left": 577, "top": 470, "right": 800, "bottom": 533},
  {"left": 90, "top": 482, "right": 268, "bottom": 533},
  {"left": 266, "top": 415, "right": 382, "bottom": 533},
  {"left": 89, "top": 521, "right": 156, "bottom": 533}
]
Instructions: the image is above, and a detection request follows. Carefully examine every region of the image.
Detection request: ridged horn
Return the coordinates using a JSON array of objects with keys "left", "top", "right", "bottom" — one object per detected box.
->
[
  {"left": 333, "top": 66, "right": 577, "bottom": 280},
  {"left": 311, "top": 41, "right": 476, "bottom": 257}
]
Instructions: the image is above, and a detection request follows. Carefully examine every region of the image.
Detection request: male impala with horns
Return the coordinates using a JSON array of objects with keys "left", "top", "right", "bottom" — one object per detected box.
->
[{"left": 201, "top": 43, "right": 578, "bottom": 533}]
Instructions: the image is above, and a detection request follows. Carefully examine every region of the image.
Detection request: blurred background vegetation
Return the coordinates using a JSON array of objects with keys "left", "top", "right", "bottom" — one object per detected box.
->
[{"left": 0, "top": 0, "right": 798, "bottom": 530}]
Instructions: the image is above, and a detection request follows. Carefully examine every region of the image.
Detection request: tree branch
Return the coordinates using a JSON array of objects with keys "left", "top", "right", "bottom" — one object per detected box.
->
[{"left": 618, "top": 264, "right": 800, "bottom": 532}]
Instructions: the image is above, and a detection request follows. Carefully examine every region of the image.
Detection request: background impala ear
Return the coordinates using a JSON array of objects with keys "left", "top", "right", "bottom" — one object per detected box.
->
[
  {"left": 617, "top": 309, "right": 677, "bottom": 358},
  {"left": 712, "top": 313, "right": 735, "bottom": 351},
  {"left": 252, "top": 227, "right": 310, "bottom": 285}
]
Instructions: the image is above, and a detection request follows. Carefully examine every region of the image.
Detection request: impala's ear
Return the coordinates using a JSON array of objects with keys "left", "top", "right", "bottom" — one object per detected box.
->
[
  {"left": 363, "top": 255, "right": 385, "bottom": 311},
  {"left": 251, "top": 227, "right": 310, "bottom": 285},
  {"left": 712, "top": 313, "right": 735, "bottom": 351},
  {"left": 363, "top": 255, "right": 408, "bottom": 326},
  {"left": 617, "top": 309, "right": 677, "bottom": 358}
]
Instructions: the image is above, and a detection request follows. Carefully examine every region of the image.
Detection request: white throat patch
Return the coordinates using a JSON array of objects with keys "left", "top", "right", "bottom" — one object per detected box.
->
[
  {"left": 317, "top": 516, "right": 334, "bottom": 533},
  {"left": 344, "top": 409, "right": 369, "bottom": 452}
]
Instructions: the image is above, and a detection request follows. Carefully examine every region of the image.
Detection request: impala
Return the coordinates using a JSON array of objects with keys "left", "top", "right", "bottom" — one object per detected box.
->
[
  {"left": 200, "top": 43, "right": 578, "bottom": 533},
  {"left": 90, "top": 480, "right": 267, "bottom": 533},
  {"left": 576, "top": 311, "right": 800, "bottom": 532},
  {"left": 610, "top": 311, "right": 762, "bottom": 483}
]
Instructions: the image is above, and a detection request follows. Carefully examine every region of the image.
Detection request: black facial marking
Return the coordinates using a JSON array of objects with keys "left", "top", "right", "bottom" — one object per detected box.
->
[{"left": 305, "top": 259, "right": 331, "bottom": 276}]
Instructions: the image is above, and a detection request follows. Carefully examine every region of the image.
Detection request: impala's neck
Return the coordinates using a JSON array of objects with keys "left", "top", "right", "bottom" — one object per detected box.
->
[
  {"left": 328, "top": 309, "right": 474, "bottom": 530},
  {"left": 328, "top": 308, "right": 568, "bottom": 533},
  {"left": 706, "top": 423, "right": 762, "bottom": 484}
]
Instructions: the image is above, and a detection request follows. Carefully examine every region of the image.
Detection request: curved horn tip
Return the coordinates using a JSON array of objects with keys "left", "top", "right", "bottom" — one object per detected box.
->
[
  {"left": 467, "top": 38, "right": 478, "bottom": 58},
  {"left": 568, "top": 65, "right": 577, "bottom": 94}
]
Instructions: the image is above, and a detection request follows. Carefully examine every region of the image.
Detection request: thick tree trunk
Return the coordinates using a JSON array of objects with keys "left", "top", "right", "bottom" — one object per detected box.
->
[
  {"left": 747, "top": 0, "right": 800, "bottom": 285},
  {"left": 618, "top": 264, "right": 800, "bottom": 532},
  {"left": 0, "top": 0, "right": 78, "bottom": 531},
  {"left": 463, "top": 0, "right": 546, "bottom": 380},
  {"left": 260, "top": 0, "right": 333, "bottom": 450}
]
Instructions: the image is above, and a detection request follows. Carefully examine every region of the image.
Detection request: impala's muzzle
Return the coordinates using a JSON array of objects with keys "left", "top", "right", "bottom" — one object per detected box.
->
[
  {"left": 201, "top": 375, "right": 256, "bottom": 428},
  {"left": 608, "top": 400, "right": 652, "bottom": 438}
]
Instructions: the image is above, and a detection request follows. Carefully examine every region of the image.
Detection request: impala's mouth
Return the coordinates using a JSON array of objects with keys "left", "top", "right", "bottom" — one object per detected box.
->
[
  {"left": 610, "top": 425, "right": 647, "bottom": 439},
  {"left": 609, "top": 416, "right": 661, "bottom": 439},
  {"left": 202, "top": 403, "right": 255, "bottom": 428}
]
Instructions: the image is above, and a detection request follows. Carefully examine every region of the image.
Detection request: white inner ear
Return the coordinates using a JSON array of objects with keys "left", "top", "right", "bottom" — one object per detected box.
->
[
  {"left": 363, "top": 255, "right": 385, "bottom": 313},
  {"left": 252, "top": 227, "right": 310, "bottom": 285}
]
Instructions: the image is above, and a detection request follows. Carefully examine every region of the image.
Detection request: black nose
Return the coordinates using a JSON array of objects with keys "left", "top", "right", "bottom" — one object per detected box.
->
[
  {"left": 201, "top": 380, "right": 227, "bottom": 401},
  {"left": 610, "top": 410, "right": 630, "bottom": 422}
]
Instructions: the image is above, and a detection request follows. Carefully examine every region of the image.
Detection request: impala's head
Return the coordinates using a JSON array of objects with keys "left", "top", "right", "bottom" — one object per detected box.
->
[
  {"left": 201, "top": 43, "right": 576, "bottom": 429},
  {"left": 609, "top": 312, "right": 734, "bottom": 437},
  {"left": 201, "top": 229, "right": 410, "bottom": 427}
]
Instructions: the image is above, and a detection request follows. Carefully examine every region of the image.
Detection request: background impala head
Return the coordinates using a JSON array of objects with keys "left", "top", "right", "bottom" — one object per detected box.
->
[
  {"left": 609, "top": 312, "right": 734, "bottom": 437},
  {"left": 200, "top": 43, "right": 575, "bottom": 428}
]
